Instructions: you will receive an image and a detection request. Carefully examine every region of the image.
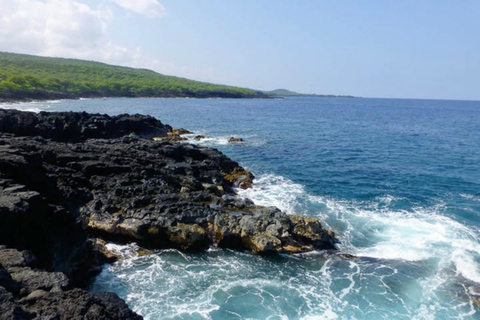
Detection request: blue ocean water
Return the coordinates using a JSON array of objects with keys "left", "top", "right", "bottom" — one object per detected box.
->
[{"left": 4, "top": 97, "right": 480, "bottom": 319}]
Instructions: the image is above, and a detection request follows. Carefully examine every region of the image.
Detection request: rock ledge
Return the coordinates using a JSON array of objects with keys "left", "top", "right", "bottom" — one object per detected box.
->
[{"left": 0, "top": 108, "right": 336, "bottom": 319}]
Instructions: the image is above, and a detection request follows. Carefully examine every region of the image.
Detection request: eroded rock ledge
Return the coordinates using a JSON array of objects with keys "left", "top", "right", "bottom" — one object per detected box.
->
[
  {"left": 0, "top": 247, "right": 141, "bottom": 319},
  {"left": 0, "top": 109, "right": 336, "bottom": 319}
]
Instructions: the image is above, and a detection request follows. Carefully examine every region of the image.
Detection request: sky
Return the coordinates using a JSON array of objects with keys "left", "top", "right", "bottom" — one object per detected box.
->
[{"left": 0, "top": 0, "right": 479, "bottom": 100}]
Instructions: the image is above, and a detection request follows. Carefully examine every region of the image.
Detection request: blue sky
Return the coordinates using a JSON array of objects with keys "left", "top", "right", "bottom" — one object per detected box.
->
[{"left": 1, "top": 0, "right": 479, "bottom": 100}]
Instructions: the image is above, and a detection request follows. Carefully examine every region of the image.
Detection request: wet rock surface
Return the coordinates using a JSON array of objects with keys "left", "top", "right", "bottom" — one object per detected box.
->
[{"left": 0, "top": 108, "right": 336, "bottom": 318}]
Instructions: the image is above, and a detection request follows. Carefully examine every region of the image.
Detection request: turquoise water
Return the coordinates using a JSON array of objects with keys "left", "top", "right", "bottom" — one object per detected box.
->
[{"left": 4, "top": 97, "right": 480, "bottom": 319}]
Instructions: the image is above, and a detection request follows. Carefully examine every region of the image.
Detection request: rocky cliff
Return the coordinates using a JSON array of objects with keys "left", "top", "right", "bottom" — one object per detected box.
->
[{"left": 0, "top": 109, "right": 336, "bottom": 319}]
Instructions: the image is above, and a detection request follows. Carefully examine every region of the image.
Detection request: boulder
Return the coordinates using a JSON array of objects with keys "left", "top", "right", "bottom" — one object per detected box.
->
[
  {"left": 0, "top": 248, "right": 142, "bottom": 320},
  {"left": 172, "top": 128, "right": 193, "bottom": 135},
  {"left": 222, "top": 168, "right": 254, "bottom": 189},
  {"left": 211, "top": 207, "right": 335, "bottom": 254},
  {"left": 194, "top": 135, "right": 209, "bottom": 141}
]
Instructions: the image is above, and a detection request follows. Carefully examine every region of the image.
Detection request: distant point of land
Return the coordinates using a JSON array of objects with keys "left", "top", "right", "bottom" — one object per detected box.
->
[{"left": 263, "top": 88, "right": 355, "bottom": 98}]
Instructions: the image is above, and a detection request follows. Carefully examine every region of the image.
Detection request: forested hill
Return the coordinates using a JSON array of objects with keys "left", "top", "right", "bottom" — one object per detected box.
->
[{"left": 0, "top": 52, "right": 265, "bottom": 101}]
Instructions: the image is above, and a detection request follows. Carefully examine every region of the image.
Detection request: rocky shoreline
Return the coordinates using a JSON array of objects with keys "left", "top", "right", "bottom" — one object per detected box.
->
[{"left": 0, "top": 109, "right": 336, "bottom": 319}]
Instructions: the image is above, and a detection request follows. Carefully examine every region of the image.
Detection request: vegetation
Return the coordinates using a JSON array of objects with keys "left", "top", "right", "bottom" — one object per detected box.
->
[
  {"left": 0, "top": 51, "right": 265, "bottom": 101},
  {"left": 264, "top": 88, "right": 355, "bottom": 98},
  {"left": 263, "top": 89, "right": 302, "bottom": 96}
]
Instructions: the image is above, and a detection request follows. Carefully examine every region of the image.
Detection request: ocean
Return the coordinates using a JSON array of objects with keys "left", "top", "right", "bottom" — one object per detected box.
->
[{"left": 3, "top": 96, "right": 479, "bottom": 319}]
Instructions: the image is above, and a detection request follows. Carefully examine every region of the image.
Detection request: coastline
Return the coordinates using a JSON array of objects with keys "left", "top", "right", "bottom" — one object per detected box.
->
[
  {"left": 0, "top": 108, "right": 337, "bottom": 318},
  {"left": 0, "top": 94, "right": 275, "bottom": 106}
]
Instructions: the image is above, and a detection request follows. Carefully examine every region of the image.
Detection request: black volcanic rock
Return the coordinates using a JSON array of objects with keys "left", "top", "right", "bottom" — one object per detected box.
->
[
  {"left": 0, "top": 108, "right": 336, "bottom": 318},
  {"left": 0, "top": 109, "right": 172, "bottom": 142},
  {"left": 0, "top": 132, "right": 335, "bottom": 253},
  {"left": 0, "top": 247, "right": 141, "bottom": 320}
]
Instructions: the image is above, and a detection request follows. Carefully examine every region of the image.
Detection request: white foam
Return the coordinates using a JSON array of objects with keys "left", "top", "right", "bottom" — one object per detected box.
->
[
  {"left": 327, "top": 200, "right": 480, "bottom": 283},
  {"left": 33, "top": 99, "right": 61, "bottom": 104},
  {"left": 237, "top": 173, "right": 480, "bottom": 285},
  {"left": 90, "top": 173, "right": 480, "bottom": 319},
  {"left": 236, "top": 174, "right": 305, "bottom": 214},
  {"left": 452, "top": 250, "right": 480, "bottom": 283},
  {"left": 192, "top": 136, "right": 231, "bottom": 146},
  {"left": 460, "top": 193, "right": 480, "bottom": 202},
  {"left": 105, "top": 242, "right": 141, "bottom": 260},
  {"left": 186, "top": 133, "right": 266, "bottom": 147},
  {"left": 0, "top": 104, "right": 46, "bottom": 113}
]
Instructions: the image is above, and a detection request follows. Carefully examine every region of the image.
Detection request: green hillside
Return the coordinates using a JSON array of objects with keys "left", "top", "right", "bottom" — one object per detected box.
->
[{"left": 0, "top": 52, "right": 264, "bottom": 101}]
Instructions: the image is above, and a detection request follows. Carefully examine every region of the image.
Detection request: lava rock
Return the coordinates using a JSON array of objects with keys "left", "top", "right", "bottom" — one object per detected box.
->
[
  {"left": 0, "top": 109, "right": 337, "bottom": 318},
  {"left": 0, "top": 109, "right": 172, "bottom": 142},
  {"left": 228, "top": 137, "right": 244, "bottom": 143},
  {"left": 0, "top": 248, "right": 142, "bottom": 320}
]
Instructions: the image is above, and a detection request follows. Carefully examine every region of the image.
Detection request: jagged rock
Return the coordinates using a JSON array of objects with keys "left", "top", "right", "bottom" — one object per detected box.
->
[
  {"left": 0, "top": 109, "right": 337, "bottom": 318},
  {"left": 168, "top": 223, "right": 209, "bottom": 251},
  {"left": 0, "top": 286, "right": 34, "bottom": 320},
  {"left": 0, "top": 248, "right": 142, "bottom": 320},
  {"left": 221, "top": 195, "right": 255, "bottom": 210},
  {"left": 289, "top": 214, "right": 336, "bottom": 249},
  {"left": 211, "top": 207, "right": 335, "bottom": 253},
  {"left": 137, "top": 248, "right": 153, "bottom": 257},
  {"left": 0, "top": 249, "right": 31, "bottom": 269},
  {"left": 0, "top": 109, "right": 172, "bottom": 142},
  {"left": 91, "top": 239, "right": 120, "bottom": 264},
  {"left": 228, "top": 137, "right": 244, "bottom": 143},
  {"left": 222, "top": 168, "right": 254, "bottom": 189},
  {"left": 172, "top": 128, "right": 193, "bottom": 135},
  {"left": 154, "top": 133, "right": 188, "bottom": 142},
  {"left": 19, "top": 289, "right": 142, "bottom": 319},
  {"left": 0, "top": 110, "right": 335, "bottom": 255},
  {"left": 194, "top": 135, "right": 209, "bottom": 141}
]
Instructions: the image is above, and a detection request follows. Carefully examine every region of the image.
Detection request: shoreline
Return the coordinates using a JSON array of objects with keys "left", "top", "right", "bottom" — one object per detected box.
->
[
  {"left": 0, "top": 95, "right": 275, "bottom": 106},
  {"left": 0, "top": 108, "right": 337, "bottom": 319}
]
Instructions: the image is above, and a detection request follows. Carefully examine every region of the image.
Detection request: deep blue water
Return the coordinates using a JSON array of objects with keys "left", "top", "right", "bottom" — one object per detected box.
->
[{"left": 4, "top": 97, "right": 480, "bottom": 319}]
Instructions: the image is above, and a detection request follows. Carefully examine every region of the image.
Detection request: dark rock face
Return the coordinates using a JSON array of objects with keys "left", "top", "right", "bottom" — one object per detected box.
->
[
  {"left": 0, "top": 109, "right": 172, "bottom": 142},
  {"left": 0, "top": 177, "right": 95, "bottom": 285},
  {"left": 0, "top": 132, "right": 334, "bottom": 253},
  {"left": 0, "top": 247, "right": 141, "bottom": 320},
  {"left": 0, "top": 108, "right": 336, "bottom": 318}
]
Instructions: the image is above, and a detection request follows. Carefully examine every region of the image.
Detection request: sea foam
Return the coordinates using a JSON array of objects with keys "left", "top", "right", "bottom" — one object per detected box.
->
[{"left": 238, "top": 173, "right": 480, "bottom": 285}]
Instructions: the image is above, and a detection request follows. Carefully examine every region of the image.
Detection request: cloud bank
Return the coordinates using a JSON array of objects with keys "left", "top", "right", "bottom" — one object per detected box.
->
[
  {"left": 0, "top": 0, "right": 219, "bottom": 82},
  {"left": 0, "top": 0, "right": 161, "bottom": 65}
]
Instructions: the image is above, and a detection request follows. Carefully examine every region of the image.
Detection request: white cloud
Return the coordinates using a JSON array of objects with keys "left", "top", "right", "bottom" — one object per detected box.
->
[
  {"left": 0, "top": 0, "right": 141, "bottom": 65},
  {"left": 109, "top": 0, "right": 165, "bottom": 18},
  {"left": 0, "top": 0, "right": 217, "bottom": 82}
]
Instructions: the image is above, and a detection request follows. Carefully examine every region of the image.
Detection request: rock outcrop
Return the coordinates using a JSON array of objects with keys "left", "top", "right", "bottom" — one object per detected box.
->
[
  {"left": 0, "top": 108, "right": 337, "bottom": 318},
  {"left": 0, "top": 247, "right": 141, "bottom": 319},
  {"left": 228, "top": 137, "right": 244, "bottom": 143},
  {"left": 0, "top": 109, "right": 172, "bottom": 142}
]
